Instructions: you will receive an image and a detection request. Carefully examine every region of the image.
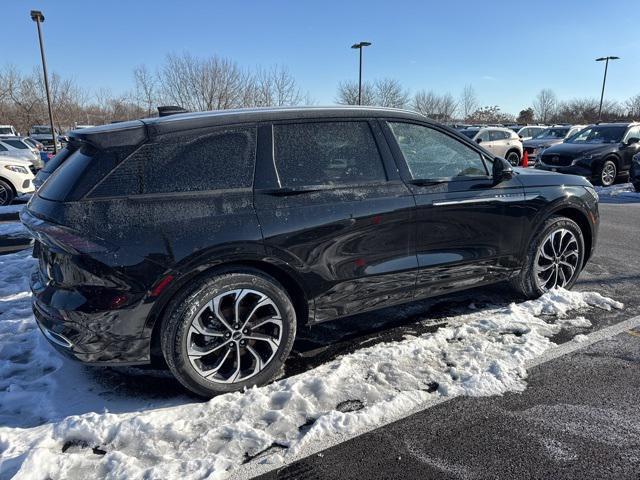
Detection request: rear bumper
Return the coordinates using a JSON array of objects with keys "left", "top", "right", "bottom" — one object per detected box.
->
[{"left": 30, "top": 268, "right": 152, "bottom": 365}]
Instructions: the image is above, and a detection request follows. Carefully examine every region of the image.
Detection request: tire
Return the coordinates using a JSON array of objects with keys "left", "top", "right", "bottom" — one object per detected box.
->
[
  {"left": 161, "top": 269, "right": 297, "bottom": 397},
  {"left": 506, "top": 150, "right": 521, "bottom": 166},
  {"left": 634, "top": 182, "right": 640, "bottom": 193},
  {"left": 0, "top": 180, "right": 15, "bottom": 206},
  {"left": 595, "top": 159, "right": 617, "bottom": 186},
  {"left": 510, "top": 216, "right": 585, "bottom": 299}
]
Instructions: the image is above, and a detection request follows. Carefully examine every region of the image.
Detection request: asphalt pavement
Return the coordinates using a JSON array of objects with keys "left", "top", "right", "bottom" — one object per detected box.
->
[{"left": 256, "top": 202, "right": 640, "bottom": 480}]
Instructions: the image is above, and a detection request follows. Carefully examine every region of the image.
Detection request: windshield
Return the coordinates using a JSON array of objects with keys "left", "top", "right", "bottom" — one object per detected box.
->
[
  {"left": 31, "top": 126, "right": 52, "bottom": 134},
  {"left": 0, "top": 127, "right": 13, "bottom": 135},
  {"left": 3, "top": 139, "right": 29, "bottom": 150},
  {"left": 533, "top": 128, "right": 569, "bottom": 139},
  {"left": 565, "top": 126, "right": 627, "bottom": 144},
  {"left": 460, "top": 129, "right": 478, "bottom": 139}
]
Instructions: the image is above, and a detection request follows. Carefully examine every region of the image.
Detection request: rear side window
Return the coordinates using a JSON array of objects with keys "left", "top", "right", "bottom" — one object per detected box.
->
[
  {"left": 273, "top": 121, "right": 386, "bottom": 187},
  {"left": 38, "top": 145, "right": 133, "bottom": 202},
  {"left": 90, "top": 127, "right": 256, "bottom": 197}
]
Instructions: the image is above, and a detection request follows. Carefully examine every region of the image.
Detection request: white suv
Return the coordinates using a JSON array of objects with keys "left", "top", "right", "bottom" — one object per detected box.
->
[
  {"left": 461, "top": 127, "right": 523, "bottom": 165},
  {"left": 0, "top": 156, "right": 35, "bottom": 206},
  {"left": 0, "top": 125, "right": 18, "bottom": 136}
]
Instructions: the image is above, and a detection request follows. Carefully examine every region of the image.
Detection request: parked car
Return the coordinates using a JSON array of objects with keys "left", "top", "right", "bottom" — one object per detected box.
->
[
  {"left": 517, "top": 125, "right": 546, "bottom": 141},
  {"left": 28, "top": 125, "right": 63, "bottom": 151},
  {"left": 631, "top": 152, "right": 640, "bottom": 192},
  {"left": 21, "top": 106, "right": 599, "bottom": 397},
  {"left": 22, "top": 136, "right": 44, "bottom": 152},
  {"left": 0, "top": 139, "right": 41, "bottom": 170},
  {"left": 460, "top": 126, "right": 523, "bottom": 165},
  {"left": 536, "top": 122, "right": 640, "bottom": 186},
  {"left": 0, "top": 125, "right": 19, "bottom": 136},
  {"left": 0, "top": 156, "right": 35, "bottom": 206},
  {"left": 524, "top": 125, "right": 586, "bottom": 165}
]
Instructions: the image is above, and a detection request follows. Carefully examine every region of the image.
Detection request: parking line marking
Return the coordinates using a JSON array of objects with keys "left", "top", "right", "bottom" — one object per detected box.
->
[{"left": 235, "top": 314, "right": 640, "bottom": 479}]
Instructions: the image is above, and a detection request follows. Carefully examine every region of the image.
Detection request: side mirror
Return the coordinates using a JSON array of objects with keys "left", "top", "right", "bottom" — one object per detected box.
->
[
  {"left": 492, "top": 157, "right": 514, "bottom": 183},
  {"left": 627, "top": 137, "right": 640, "bottom": 146},
  {"left": 476, "top": 138, "right": 482, "bottom": 144}
]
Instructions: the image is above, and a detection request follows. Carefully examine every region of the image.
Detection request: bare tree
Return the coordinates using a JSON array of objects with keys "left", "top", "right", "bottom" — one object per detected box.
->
[
  {"left": 250, "top": 65, "right": 305, "bottom": 107},
  {"left": 336, "top": 80, "right": 375, "bottom": 105},
  {"left": 413, "top": 90, "right": 458, "bottom": 122},
  {"left": 133, "top": 64, "right": 158, "bottom": 117},
  {"left": 626, "top": 94, "right": 640, "bottom": 120},
  {"left": 374, "top": 78, "right": 410, "bottom": 108},
  {"left": 459, "top": 84, "right": 478, "bottom": 121},
  {"left": 533, "top": 89, "right": 557, "bottom": 123}
]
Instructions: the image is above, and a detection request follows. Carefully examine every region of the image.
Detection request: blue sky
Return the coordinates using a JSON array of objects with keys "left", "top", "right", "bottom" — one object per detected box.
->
[{"left": 2, "top": 0, "right": 639, "bottom": 114}]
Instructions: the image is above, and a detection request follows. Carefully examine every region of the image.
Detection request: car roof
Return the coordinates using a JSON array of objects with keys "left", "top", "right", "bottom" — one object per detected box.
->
[
  {"left": 68, "top": 106, "right": 437, "bottom": 148},
  {"left": 593, "top": 122, "right": 640, "bottom": 127}
]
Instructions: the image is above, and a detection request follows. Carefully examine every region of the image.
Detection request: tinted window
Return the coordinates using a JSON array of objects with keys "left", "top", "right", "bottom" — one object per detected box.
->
[
  {"left": 0, "top": 144, "right": 7, "bottom": 152},
  {"left": 38, "top": 145, "right": 134, "bottom": 202},
  {"left": 490, "top": 130, "right": 508, "bottom": 141},
  {"left": 3, "top": 140, "right": 28, "bottom": 149},
  {"left": 566, "top": 126, "right": 626, "bottom": 144},
  {"left": 91, "top": 127, "right": 256, "bottom": 197},
  {"left": 389, "top": 122, "right": 488, "bottom": 179},
  {"left": 273, "top": 122, "right": 386, "bottom": 187}
]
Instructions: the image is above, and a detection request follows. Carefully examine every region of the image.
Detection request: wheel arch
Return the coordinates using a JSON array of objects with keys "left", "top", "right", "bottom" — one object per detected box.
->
[
  {"left": 146, "top": 258, "right": 311, "bottom": 362},
  {"left": 0, "top": 176, "right": 17, "bottom": 196},
  {"left": 544, "top": 205, "right": 594, "bottom": 267}
]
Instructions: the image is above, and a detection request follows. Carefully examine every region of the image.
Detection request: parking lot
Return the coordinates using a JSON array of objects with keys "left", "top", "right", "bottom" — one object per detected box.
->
[{"left": 0, "top": 187, "right": 638, "bottom": 479}]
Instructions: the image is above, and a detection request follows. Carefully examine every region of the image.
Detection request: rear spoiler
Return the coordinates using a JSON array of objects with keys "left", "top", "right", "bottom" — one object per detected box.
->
[{"left": 68, "top": 120, "right": 147, "bottom": 150}]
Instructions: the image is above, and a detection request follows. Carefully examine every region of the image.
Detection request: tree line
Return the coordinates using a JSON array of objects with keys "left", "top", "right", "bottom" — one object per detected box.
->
[{"left": 2, "top": 52, "right": 639, "bottom": 134}]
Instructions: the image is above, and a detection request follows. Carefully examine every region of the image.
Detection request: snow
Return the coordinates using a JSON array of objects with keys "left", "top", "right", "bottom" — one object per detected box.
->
[
  {"left": 0, "top": 203, "right": 26, "bottom": 215},
  {"left": 0, "top": 249, "right": 624, "bottom": 479},
  {"left": 596, "top": 183, "right": 640, "bottom": 203}
]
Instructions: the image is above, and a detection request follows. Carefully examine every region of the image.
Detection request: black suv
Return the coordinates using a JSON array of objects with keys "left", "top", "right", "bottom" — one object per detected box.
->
[
  {"left": 536, "top": 122, "right": 640, "bottom": 186},
  {"left": 21, "top": 107, "right": 599, "bottom": 397}
]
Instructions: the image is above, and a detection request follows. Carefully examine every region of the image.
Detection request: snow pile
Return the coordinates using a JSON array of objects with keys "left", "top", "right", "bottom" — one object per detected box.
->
[
  {"left": 0, "top": 249, "right": 623, "bottom": 479},
  {"left": 596, "top": 183, "right": 640, "bottom": 202}
]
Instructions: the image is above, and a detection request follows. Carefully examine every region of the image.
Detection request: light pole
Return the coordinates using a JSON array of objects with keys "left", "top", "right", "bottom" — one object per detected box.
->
[
  {"left": 351, "top": 41, "right": 372, "bottom": 105},
  {"left": 596, "top": 56, "right": 619, "bottom": 123},
  {"left": 30, "top": 10, "right": 57, "bottom": 154}
]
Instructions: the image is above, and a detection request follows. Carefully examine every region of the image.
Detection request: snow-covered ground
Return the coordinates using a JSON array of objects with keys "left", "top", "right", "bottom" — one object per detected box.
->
[
  {"left": 0, "top": 204, "right": 25, "bottom": 215},
  {"left": 0, "top": 249, "right": 624, "bottom": 479},
  {"left": 596, "top": 182, "right": 640, "bottom": 203}
]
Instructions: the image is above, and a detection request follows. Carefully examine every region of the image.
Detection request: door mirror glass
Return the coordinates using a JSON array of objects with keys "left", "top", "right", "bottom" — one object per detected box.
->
[{"left": 492, "top": 157, "right": 514, "bottom": 183}]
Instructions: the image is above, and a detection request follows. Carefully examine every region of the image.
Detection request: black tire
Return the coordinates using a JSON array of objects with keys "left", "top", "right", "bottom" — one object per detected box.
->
[
  {"left": 510, "top": 216, "right": 585, "bottom": 299},
  {"left": 634, "top": 182, "right": 640, "bottom": 193},
  {"left": 161, "top": 269, "right": 297, "bottom": 397},
  {"left": 0, "top": 179, "right": 15, "bottom": 206},
  {"left": 506, "top": 150, "right": 521, "bottom": 166},
  {"left": 595, "top": 159, "right": 617, "bottom": 186}
]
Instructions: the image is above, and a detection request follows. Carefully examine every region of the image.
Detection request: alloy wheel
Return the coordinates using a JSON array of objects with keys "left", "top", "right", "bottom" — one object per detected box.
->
[
  {"left": 0, "top": 184, "right": 10, "bottom": 206},
  {"left": 601, "top": 162, "right": 616, "bottom": 186},
  {"left": 534, "top": 228, "right": 580, "bottom": 291},
  {"left": 507, "top": 152, "right": 520, "bottom": 166},
  {"left": 186, "top": 288, "right": 283, "bottom": 383}
]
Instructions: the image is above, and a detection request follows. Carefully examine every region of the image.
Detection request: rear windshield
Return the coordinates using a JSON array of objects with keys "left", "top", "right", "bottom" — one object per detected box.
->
[
  {"left": 38, "top": 144, "right": 134, "bottom": 202},
  {"left": 0, "top": 127, "right": 14, "bottom": 135}
]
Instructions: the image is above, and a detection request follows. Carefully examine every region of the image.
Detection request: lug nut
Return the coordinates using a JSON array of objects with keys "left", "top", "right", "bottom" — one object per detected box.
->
[
  {"left": 228, "top": 341, "right": 235, "bottom": 348},
  {"left": 225, "top": 332, "right": 231, "bottom": 338},
  {"left": 243, "top": 329, "right": 249, "bottom": 334},
  {"left": 234, "top": 324, "right": 240, "bottom": 329},
  {"left": 240, "top": 340, "right": 246, "bottom": 346}
]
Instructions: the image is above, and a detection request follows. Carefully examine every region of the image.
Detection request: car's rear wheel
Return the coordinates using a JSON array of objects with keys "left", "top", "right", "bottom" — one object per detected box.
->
[
  {"left": 511, "top": 216, "right": 585, "bottom": 298},
  {"left": 506, "top": 150, "right": 521, "bottom": 166},
  {"left": 161, "top": 270, "right": 296, "bottom": 397},
  {"left": 0, "top": 180, "right": 14, "bottom": 206},
  {"left": 596, "top": 159, "right": 617, "bottom": 186}
]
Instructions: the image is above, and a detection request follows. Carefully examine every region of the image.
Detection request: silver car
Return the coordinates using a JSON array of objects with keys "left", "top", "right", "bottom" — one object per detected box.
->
[
  {"left": 0, "top": 138, "right": 43, "bottom": 170},
  {"left": 461, "top": 127, "right": 523, "bottom": 165}
]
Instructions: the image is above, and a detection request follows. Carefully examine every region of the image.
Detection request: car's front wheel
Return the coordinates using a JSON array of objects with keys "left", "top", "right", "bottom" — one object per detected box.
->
[
  {"left": 161, "top": 270, "right": 297, "bottom": 397},
  {"left": 0, "top": 180, "right": 14, "bottom": 206},
  {"left": 511, "top": 216, "right": 585, "bottom": 298},
  {"left": 596, "top": 159, "right": 617, "bottom": 186}
]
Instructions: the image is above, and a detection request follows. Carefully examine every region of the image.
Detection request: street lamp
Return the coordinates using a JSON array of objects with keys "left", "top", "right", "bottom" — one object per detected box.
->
[
  {"left": 351, "top": 41, "right": 372, "bottom": 105},
  {"left": 595, "top": 56, "right": 619, "bottom": 123},
  {"left": 30, "top": 10, "right": 57, "bottom": 154}
]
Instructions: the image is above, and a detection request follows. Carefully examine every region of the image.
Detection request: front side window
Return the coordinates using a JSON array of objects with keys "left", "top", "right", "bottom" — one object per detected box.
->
[
  {"left": 623, "top": 126, "right": 640, "bottom": 142},
  {"left": 389, "top": 122, "right": 488, "bottom": 180},
  {"left": 273, "top": 121, "right": 386, "bottom": 187},
  {"left": 3, "top": 140, "right": 28, "bottom": 150}
]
